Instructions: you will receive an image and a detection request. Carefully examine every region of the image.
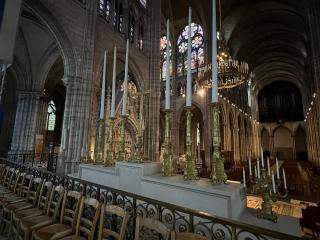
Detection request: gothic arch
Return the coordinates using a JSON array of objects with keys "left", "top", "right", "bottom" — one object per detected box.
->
[{"left": 24, "top": 1, "right": 77, "bottom": 78}]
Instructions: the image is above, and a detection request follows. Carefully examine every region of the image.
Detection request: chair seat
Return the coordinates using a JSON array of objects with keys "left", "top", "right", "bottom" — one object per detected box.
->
[
  {"left": 5, "top": 201, "right": 33, "bottom": 212},
  {"left": 13, "top": 207, "right": 43, "bottom": 220},
  {"left": 33, "top": 223, "right": 72, "bottom": 240},
  {"left": 20, "top": 215, "right": 53, "bottom": 232},
  {"left": 60, "top": 235, "right": 87, "bottom": 240}
]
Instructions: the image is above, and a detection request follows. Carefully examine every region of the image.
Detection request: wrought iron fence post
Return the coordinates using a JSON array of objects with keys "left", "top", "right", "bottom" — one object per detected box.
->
[
  {"left": 133, "top": 198, "right": 137, "bottom": 239},
  {"left": 23, "top": 154, "right": 26, "bottom": 164},
  {"left": 231, "top": 226, "right": 236, "bottom": 240}
]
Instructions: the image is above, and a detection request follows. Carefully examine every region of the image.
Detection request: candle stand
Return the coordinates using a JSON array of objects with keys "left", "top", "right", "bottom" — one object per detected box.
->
[
  {"left": 105, "top": 117, "right": 116, "bottom": 165},
  {"left": 118, "top": 115, "right": 128, "bottom": 162},
  {"left": 162, "top": 109, "right": 174, "bottom": 176},
  {"left": 184, "top": 106, "right": 198, "bottom": 180},
  {"left": 248, "top": 168, "right": 288, "bottom": 222},
  {"left": 210, "top": 102, "right": 227, "bottom": 184},
  {"left": 95, "top": 118, "right": 105, "bottom": 163}
]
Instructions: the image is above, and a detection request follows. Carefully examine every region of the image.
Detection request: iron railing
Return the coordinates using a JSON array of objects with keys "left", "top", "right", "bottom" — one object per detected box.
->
[
  {"left": 0, "top": 158, "right": 307, "bottom": 240},
  {"left": 0, "top": 152, "right": 57, "bottom": 172}
]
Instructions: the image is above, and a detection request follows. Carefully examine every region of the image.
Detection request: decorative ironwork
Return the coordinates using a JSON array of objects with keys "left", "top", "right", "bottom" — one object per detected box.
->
[
  {"left": 1, "top": 159, "right": 303, "bottom": 240},
  {"left": 105, "top": 117, "right": 116, "bottom": 165},
  {"left": 118, "top": 115, "right": 128, "bottom": 162},
  {"left": 210, "top": 103, "right": 227, "bottom": 184},
  {"left": 184, "top": 107, "right": 198, "bottom": 180},
  {"left": 162, "top": 110, "right": 174, "bottom": 176},
  {"left": 95, "top": 119, "right": 105, "bottom": 163},
  {"left": 248, "top": 168, "right": 288, "bottom": 223}
]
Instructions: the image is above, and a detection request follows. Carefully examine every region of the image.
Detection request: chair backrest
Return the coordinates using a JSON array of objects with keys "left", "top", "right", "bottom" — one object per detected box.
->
[
  {"left": 171, "top": 232, "right": 208, "bottom": 240},
  {"left": 19, "top": 174, "right": 33, "bottom": 198},
  {"left": 75, "top": 197, "right": 101, "bottom": 240},
  {"left": 0, "top": 166, "right": 10, "bottom": 184},
  {"left": 12, "top": 172, "right": 26, "bottom": 194},
  {"left": 98, "top": 204, "right": 129, "bottom": 240},
  {"left": 59, "top": 191, "right": 82, "bottom": 230},
  {"left": 25, "top": 177, "right": 43, "bottom": 206},
  {"left": 37, "top": 181, "right": 53, "bottom": 213},
  {"left": 46, "top": 185, "right": 65, "bottom": 221},
  {"left": 134, "top": 216, "right": 170, "bottom": 240},
  {"left": 7, "top": 169, "right": 19, "bottom": 189}
]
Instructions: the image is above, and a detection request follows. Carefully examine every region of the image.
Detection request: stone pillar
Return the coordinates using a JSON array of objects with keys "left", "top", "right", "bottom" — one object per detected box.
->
[
  {"left": 10, "top": 91, "right": 42, "bottom": 154},
  {"left": 145, "top": 0, "right": 161, "bottom": 161}
]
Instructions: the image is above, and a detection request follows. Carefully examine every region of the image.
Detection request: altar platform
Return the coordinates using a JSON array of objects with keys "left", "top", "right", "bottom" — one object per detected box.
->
[{"left": 77, "top": 162, "right": 302, "bottom": 237}]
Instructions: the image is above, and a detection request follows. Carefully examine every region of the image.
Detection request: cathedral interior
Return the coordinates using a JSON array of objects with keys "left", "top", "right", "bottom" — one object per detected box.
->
[{"left": 0, "top": 0, "right": 319, "bottom": 239}]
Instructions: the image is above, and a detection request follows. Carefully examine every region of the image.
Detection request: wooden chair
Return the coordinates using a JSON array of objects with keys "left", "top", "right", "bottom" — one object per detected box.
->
[
  {"left": 2, "top": 177, "right": 42, "bottom": 238},
  {"left": 19, "top": 185, "right": 65, "bottom": 240},
  {"left": 32, "top": 190, "right": 83, "bottom": 240},
  {"left": 12, "top": 181, "right": 53, "bottom": 240},
  {"left": 60, "top": 197, "right": 101, "bottom": 240},
  {"left": 0, "top": 172, "right": 26, "bottom": 202},
  {"left": 171, "top": 232, "right": 208, "bottom": 240},
  {"left": 0, "top": 169, "right": 20, "bottom": 196},
  {"left": 134, "top": 216, "right": 170, "bottom": 240},
  {"left": 98, "top": 204, "right": 129, "bottom": 240}
]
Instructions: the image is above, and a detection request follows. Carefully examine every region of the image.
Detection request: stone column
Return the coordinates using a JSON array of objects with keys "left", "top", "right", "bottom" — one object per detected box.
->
[
  {"left": 10, "top": 91, "right": 42, "bottom": 154},
  {"left": 144, "top": 0, "right": 161, "bottom": 161}
]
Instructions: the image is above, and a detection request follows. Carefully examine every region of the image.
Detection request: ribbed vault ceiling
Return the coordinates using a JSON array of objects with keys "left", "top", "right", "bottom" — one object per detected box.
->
[{"left": 161, "top": 0, "right": 308, "bottom": 93}]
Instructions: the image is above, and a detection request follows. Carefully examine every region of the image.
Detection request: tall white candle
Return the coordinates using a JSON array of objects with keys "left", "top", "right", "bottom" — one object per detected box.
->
[
  {"left": 100, "top": 51, "right": 107, "bottom": 119},
  {"left": 110, "top": 46, "right": 117, "bottom": 118},
  {"left": 283, "top": 168, "right": 287, "bottom": 189},
  {"left": 186, "top": 6, "right": 192, "bottom": 107},
  {"left": 261, "top": 147, "right": 264, "bottom": 168},
  {"left": 267, "top": 157, "right": 271, "bottom": 176},
  {"left": 122, "top": 39, "right": 129, "bottom": 116},
  {"left": 211, "top": 0, "right": 218, "bottom": 103},
  {"left": 271, "top": 171, "right": 276, "bottom": 193},
  {"left": 242, "top": 167, "right": 246, "bottom": 187},
  {"left": 257, "top": 160, "right": 260, "bottom": 178},
  {"left": 165, "top": 19, "right": 171, "bottom": 110},
  {"left": 276, "top": 157, "right": 280, "bottom": 179},
  {"left": 248, "top": 157, "right": 252, "bottom": 176}
]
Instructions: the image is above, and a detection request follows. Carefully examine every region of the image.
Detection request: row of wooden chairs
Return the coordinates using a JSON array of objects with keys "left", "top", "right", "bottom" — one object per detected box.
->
[{"left": 0, "top": 164, "right": 208, "bottom": 240}]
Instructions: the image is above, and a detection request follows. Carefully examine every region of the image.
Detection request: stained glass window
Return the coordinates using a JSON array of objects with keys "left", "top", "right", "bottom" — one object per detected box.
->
[
  {"left": 160, "top": 35, "right": 172, "bottom": 81},
  {"left": 177, "top": 23, "right": 204, "bottom": 76},
  {"left": 47, "top": 101, "right": 56, "bottom": 131}
]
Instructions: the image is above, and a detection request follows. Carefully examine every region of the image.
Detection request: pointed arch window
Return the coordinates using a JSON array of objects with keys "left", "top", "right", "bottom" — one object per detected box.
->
[
  {"left": 177, "top": 23, "right": 204, "bottom": 76},
  {"left": 160, "top": 35, "right": 172, "bottom": 81},
  {"left": 47, "top": 101, "right": 56, "bottom": 131}
]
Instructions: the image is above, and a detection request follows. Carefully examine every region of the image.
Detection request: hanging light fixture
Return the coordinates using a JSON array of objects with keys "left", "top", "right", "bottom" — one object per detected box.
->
[{"left": 197, "top": 0, "right": 249, "bottom": 89}]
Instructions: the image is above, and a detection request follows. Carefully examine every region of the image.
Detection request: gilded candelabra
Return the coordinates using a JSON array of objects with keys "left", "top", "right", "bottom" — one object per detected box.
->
[
  {"left": 94, "top": 119, "right": 105, "bottom": 163},
  {"left": 162, "top": 109, "right": 174, "bottom": 176},
  {"left": 210, "top": 103, "right": 227, "bottom": 184},
  {"left": 248, "top": 168, "right": 288, "bottom": 222},
  {"left": 105, "top": 117, "right": 116, "bottom": 165},
  {"left": 184, "top": 107, "right": 198, "bottom": 180},
  {"left": 118, "top": 115, "right": 128, "bottom": 162}
]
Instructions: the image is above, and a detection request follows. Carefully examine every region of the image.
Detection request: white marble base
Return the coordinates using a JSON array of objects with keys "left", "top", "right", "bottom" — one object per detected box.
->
[
  {"left": 78, "top": 162, "right": 245, "bottom": 218},
  {"left": 78, "top": 162, "right": 301, "bottom": 237}
]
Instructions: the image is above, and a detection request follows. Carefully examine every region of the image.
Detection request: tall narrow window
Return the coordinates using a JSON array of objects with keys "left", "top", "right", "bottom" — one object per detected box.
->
[
  {"left": 113, "top": 0, "right": 118, "bottom": 28},
  {"left": 118, "top": 3, "right": 123, "bottom": 32},
  {"left": 47, "top": 101, "right": 56, "bottom": 131},
  {"left": 105, "top": 0, "right": 111, "bottom": 21},
  {"left": 99, "top": 0, "right": 105, "bottom": 15},
  {"left": 128, "top": 10, "right": 135, "bottom": 43},
  {"left": 177, "top": 23, "right": 204, "bottom": 76},
  {"left": 160, "top": 35, "right": 172, "bottom": 81},
  {"left": 138, "top": 17, "right": 143, "bottom": 50}
]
